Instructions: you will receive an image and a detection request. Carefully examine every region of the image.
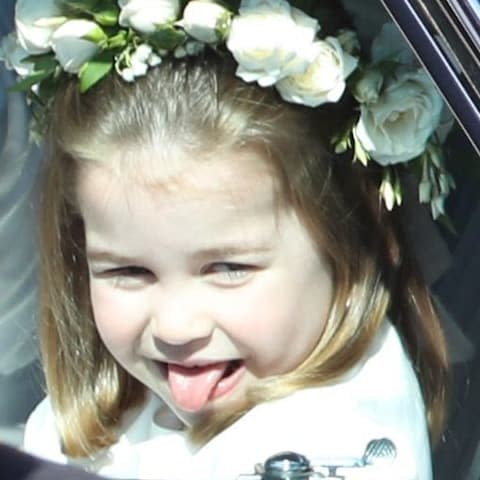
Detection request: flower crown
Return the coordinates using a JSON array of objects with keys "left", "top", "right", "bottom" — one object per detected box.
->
[{"left": 0, "top": 0, "right": 455, "bottom": 219}]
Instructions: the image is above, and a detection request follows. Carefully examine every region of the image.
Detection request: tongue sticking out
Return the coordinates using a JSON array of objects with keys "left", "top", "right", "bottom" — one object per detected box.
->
[{"left": 167, "top": 362, "right": 230, "bottom": 412}]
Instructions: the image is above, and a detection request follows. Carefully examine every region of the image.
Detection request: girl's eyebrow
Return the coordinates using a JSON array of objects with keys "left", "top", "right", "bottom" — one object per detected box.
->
[
  {"left": 192, "top": 244, "right": 273, "bottom": 260},
  {"left": 86, "top": 245, "right": 273, "bottom": 264},
  {"left": 86, "top": 250, "right": 138, "bottom": 264}
]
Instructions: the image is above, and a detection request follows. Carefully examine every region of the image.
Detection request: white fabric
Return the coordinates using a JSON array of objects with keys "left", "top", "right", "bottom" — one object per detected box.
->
[{"left": 24, "top": 323, "right": 431, "bottom": 479}]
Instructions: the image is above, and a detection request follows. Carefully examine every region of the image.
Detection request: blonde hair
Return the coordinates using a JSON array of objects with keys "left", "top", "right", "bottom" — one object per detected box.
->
[{"left": 40, "top": 51, "right": 448, "bottom": 457}]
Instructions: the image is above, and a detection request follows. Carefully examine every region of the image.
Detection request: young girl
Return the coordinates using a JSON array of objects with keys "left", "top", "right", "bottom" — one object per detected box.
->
[{"left": 3, "top": 0, "right": 449, "bottom": 478}]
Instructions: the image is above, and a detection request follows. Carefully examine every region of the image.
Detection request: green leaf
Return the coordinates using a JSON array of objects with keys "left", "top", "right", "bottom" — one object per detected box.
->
[
  {"left": 214, "top": 11, "right": 233, "bottom": 41},
  {"left": 24, "top": 54, "right": 58, "bottom": 73},
  {"left": 106, "top": 30, "right": 128, "bottom": 49},
  {"left": 437, "top": 213, "right": 457, "bottom": 235},
  {"left": 93, "top": 8, "right": 119, "bottom": 27},
  {"left": 393, "top": 169, "right": 403, "bottom": 206},
  {"left": 352, "top": 133, "right": 369, "bottom": 166},
  {"left": 82, "top": 25, "right": 108, "bottom": 44},
  {"left": 333, "top": 137, "right": 349, "bottom": 154},
  {"left": 218, "top": 0, "right": 241, "bottom": 14},
  {"left": 148, "top": 25, "right": 186, "bottom": 51},
  {"left": 92, "top": 0, "right": 120, "bottom": 26},
  {"left": 61, "top": 0, "right": 99, "bottom": 15},
  {"left": 331, "top": 119, "right": 355, "bottom": 155},
  {"left": 8, "top": 71, "right": 53, "bottom": 92},
  {"left": 380, "top": 175, "right": 395, "bottom": 211},
  {"left": 8, "top": 55, "right": 59, "bottom": 92},
  {"left": 61, "top": 0, "right": 120, "bottom": 26},
  {"left": 79, "top": 53, "right": 114, "bottom": 92}
]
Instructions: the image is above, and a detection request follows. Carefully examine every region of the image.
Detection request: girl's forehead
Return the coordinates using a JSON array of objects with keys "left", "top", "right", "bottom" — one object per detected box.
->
[
  {"left": 76, "top": 146, "right": 291, "bottom": 249},
  {"left": 77, "top": 145, "right": 282, "bottom": 213}
]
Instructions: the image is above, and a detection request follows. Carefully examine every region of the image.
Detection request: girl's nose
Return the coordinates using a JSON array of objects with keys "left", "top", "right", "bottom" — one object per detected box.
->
[{"left": 147, "top": 287, "right": 215, "bottom": 346}]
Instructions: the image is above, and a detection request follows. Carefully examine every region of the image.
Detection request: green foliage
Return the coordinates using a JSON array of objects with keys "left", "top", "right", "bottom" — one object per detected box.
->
[
  {"left": 61, "top": 0, "right": 100, "bottom": 12},
  {"left": 9, "top": 71, "right": 51, "bottom": 92},
  {"left": 379, "top": 166, "right": 403, "bottom": 210},
  {"left": 79, "top": 51, "right": 114, "bottom": 92},
  {"left": 148, "top": 25, "right": 186, "bottom": 51},
  {"left": 352, "top": 129, "right": 370, "bottom": 166},
  {"left": 105, "top": 29, "right": 129, "bottom": 49},
  {"left": 61, "top": 0, "right": 120, "bottom": 26},
  {"left": 93, "top": 7, "right": 120, "bottom": 27},
  {"left": 220, "top": 0, "right": 241, "bottom": 14},
  {"left": 8, "top": 55, "right": 58, "bottom": 92}
]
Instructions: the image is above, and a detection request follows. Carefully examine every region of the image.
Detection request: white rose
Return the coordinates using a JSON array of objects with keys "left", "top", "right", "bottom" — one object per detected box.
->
[
  {"left": 118, "top": 0, "right": 180, "bottom": 34},
  {"left": 276, "top": 37, "right": 358, "bottom": 107},
  {"left": 336, "top": 29, "right": 360, "bottom": 55},
  {"left": 354, "top": 69, "right": 443, "bottom": 165},
  {"left": 182, "top": 1, "right": 232, "bottom": 43},
  {"left": 15, "top": 0, "right": 65, "bottom": 54},
  {"left": 0, "top": 33, "right": 34, "bottom": 77},
  {"left": 226, "top": 0, "right": 319, "bottom": 87},
  {"left": 371, "top": 22, "right": 415, "bottom": 65},
  {"left": 353, "top": 68, "right": 384, "bottom": 104},
  {"left": 436, "top": 105, "right": 455, "bottom": 143},
  {"left": 51, "top": 20, "right": 104, "bottom": 74}
]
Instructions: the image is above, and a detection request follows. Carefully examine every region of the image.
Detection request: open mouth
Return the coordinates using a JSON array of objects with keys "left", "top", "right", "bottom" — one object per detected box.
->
[
  {"left": 161, "top": 359, "right": 245, "bottom": 412},
  {"left": 223, "top": 359, "right": 242, "bottom": 378}
]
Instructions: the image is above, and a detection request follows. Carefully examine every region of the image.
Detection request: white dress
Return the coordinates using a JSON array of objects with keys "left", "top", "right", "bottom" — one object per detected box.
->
[{"left": 24, "top": 322, "right": 432, "bottom": 480}]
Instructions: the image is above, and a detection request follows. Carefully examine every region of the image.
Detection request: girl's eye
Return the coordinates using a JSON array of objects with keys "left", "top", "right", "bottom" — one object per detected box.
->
[
  {"left": 92, "top": 266, "right": 153, "bottom": 288},
  {"left": 201, "top": 262, "right": 255, "bottom": 285},
  {"left": 106, "top": 266, "right": 150, "bottom": 277}
]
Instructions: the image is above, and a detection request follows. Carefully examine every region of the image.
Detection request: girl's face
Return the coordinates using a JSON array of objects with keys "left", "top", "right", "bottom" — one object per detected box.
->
[{"left": 77, "top": 147, "right": 333, "bottom": 426}]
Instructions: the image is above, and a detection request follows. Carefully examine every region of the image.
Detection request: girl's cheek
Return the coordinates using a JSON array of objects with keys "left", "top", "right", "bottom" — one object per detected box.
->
[
  {"left": 225, "top": 290, "right": 286, "bottom": 347},
  {"left": 90, "top": 284, "right": 144, "bottom": 350}
]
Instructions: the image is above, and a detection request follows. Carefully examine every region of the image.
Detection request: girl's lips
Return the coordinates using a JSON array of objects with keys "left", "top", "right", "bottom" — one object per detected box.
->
[
  {"left": 161, "top": 359, "right": 245, "bottom": 412},
  {"left": 209, "top": 360, "right": 245, "bottom": 402}
]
